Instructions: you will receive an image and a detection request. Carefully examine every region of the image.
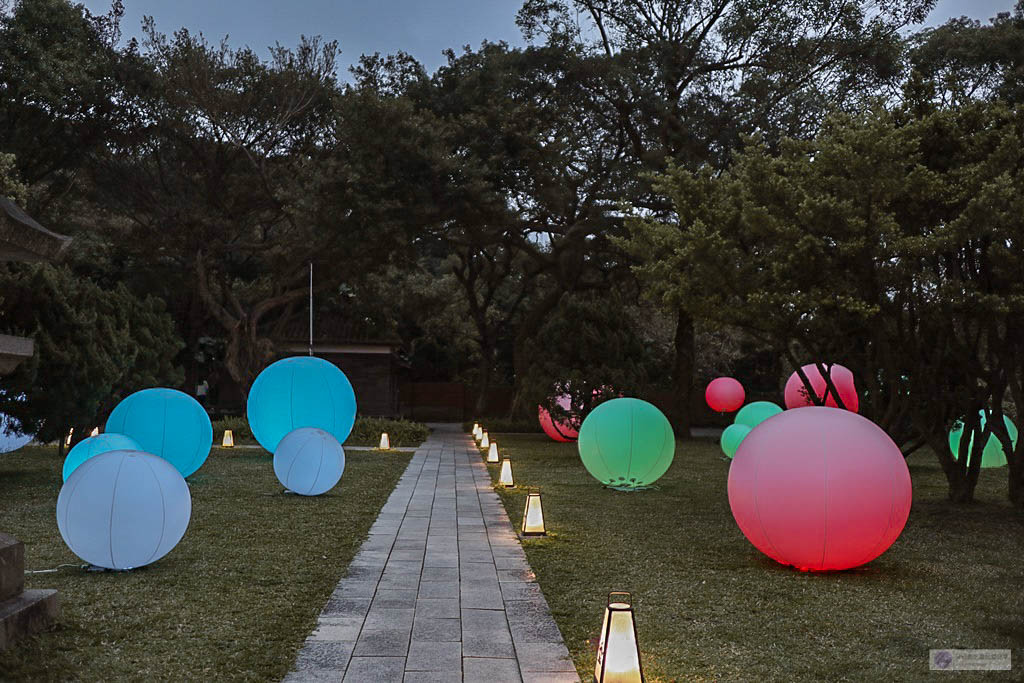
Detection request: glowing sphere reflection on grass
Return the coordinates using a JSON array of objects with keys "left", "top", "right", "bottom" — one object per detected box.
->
[
  {"left": 577, "top": 398, "right": 674, "bottom": 488},
  {"left": 62, "top": 433, "right": 141, "bottom": 481},
  {"left": 948, "top": 411, "right": 1017, "bottom": 469},
  {"left": 784, "top": 363, "right": 859, "bottom": 412},
  {"left": 273, "top": 427, "right": 346, "bottom": 496},
  {"left": 56, "top": 449, "right": 191, "bottom": 570},
  {"left": 734, "top": 401, "right": 782, "bottom": 429},
  {"left": 248, "top": 356, "right": 357, "bottom": 453},
  {"left": 538, "top": 394, "right": 579, "bottom": 442},
  {"left": 705, "top": 377, "right": 745, "bottom": 413},
  {"left": 728, "top": 407, "right": 911, "bottom": 571},
  {"left": 105, "top": 388, "right": 213, "bottom": 477}
]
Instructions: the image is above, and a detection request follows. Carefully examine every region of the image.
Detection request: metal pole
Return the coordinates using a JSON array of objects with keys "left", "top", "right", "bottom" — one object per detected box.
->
[{"left": 308, "top": 262, "right": 313, "bottom": 356}]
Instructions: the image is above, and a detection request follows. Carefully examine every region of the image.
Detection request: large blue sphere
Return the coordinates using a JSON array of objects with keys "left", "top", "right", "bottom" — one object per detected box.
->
[
  {"left": 57, "top": 449, "right": 192, "bottom": 570},
  {"left": 273, "top": 427, "right": 346, "bottom": 496},
  {"left": 247, "top": 356, "right": 357, "bottom": 453},
  {"left": 63, "top": 433, "right": 141, "bottom": 481},
  {"left": 105, "top": 388, "right": 213, "bottom": 478}
]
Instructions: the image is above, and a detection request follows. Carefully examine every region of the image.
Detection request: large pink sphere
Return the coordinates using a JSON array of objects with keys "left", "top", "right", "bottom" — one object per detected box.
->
[
  {"left": 538, "top": 394, "right": 578, "bottom": 442},
  {"left": 728, "top": 407, "right": 911, "bottom": 571},
  {"left": 784, "top": 363, "right": 859, "bottom": 412},
  {"left": 705, "top": 377, "right": 745, "bottom": 413}
]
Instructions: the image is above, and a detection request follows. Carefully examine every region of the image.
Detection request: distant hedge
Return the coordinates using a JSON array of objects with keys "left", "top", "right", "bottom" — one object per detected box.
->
[{"left": 212, "top": 415, "right": 430, "bottom": 449}]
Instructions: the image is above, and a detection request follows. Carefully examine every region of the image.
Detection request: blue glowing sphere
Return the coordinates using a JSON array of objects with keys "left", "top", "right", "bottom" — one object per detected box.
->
[
  {"left": 105, "top": 388, "right": 213, "bottom": 477},
  {"left": 56, "top": 449, "right": 191, "bottom": 569},
  {"left": 63, "top": 433, "right": 141, "bottom": 481},
  {"left": 273, "top": 427, "right": 346, "bottom": 496},
  {"left": 247, "top": 356, "right": 357, "bottom": 453}
]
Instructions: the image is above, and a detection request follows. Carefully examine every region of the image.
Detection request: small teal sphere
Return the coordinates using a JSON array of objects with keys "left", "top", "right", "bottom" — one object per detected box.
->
[
  {"left": 63, "top": 433, "right": 141, "bottom": 481},
  {"left": 734, "top": 401, "right": 783, "bottom": 429},
  {"left": 273, "top": 427, "right": 346, "bottom": 496},
  {"left": 247, "top": 356, "right": 357, "bottom": 453},
  {"left": 105, "top": 388, "right": 213, "bottom": 478}
]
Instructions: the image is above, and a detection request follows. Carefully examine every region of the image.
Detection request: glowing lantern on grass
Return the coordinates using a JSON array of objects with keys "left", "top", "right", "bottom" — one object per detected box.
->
[
  {"left": 89, "top": 427, "right": 99, "bottom": 437},
  {"left": 64, "top": 428, "right": 73, "bottom": 448},
  {"left": 521, "top": 492, "right": 545, "bottom": 536},
  {"left": 474, "top": 426, "right": 482, "bottom": 441},
  {"left": 379, "top": 432, "right": 390, "bottom": 450},
  {"left": 222, "top": 430, "right": 234, "bottom": 448},
  {"left": 480, "top": 432, "right": 490, "bottom": 449},
  {"left": 499, "top": 458, "right": 514, "bottom": 487},
  {"left": 487, "top": 441, "right": 499, "bottom": 463},
  {"left": 472, "top": 422, "right": 480, "bottom": 436},
  {"left": 595, "top": 591, "right": 643, "bottom": 683}
]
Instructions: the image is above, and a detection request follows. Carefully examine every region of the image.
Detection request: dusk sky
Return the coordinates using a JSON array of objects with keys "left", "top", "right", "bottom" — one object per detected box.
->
[{"left": 80, "top": 0, "right": 1016, "bottom": 77}]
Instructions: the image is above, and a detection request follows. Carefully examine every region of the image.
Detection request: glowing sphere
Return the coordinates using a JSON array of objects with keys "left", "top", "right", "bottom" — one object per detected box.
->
[
  {"left": 56, "top": 450, "right": 191, "bottom": 570},
  {"left": 734, "top": 401, "right": 782, "bottom": 429},
  {"left": 273, "top": 427, "right": 346, "bottom": 496},
  {"left": 705, "top": 378, "right": 745, "bottom": 413},
  {"left": 720, "top": 423, "right": 751, "bottom": 459},
  {"left": 948, "top": 411, "right": 1017, "bottom": 469},
  {"left": 728, "top": 407, "right": 911, "bottom": 571},
  {"left": 577, "top": 398, "right": 675, "bottom": 488},
  {"left": 248, "top": 356, "right": 357, "bottom": 453},
  {"left": 62, "top": 433, "right": 141, "bottom": 481},
  {"left": 0, "top": 412, "right": 32, "bottom": 453},
  {"left": 784, "top": 363, "right": 859, "bottom": 412},
  {"left": 106, "top": 388, "right": 213, "bottom": 478},
  {"left": 538, "top": 394, "right": 579, "bottom": 442}
]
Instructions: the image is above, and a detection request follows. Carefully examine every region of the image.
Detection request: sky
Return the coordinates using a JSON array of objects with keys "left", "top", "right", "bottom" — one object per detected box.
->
[{"left": 79, "top": 0, "right": 1017, "bottom": 77}]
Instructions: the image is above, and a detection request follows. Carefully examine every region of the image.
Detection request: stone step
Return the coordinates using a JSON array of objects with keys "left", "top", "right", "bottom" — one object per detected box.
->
[
  {"left": 0, "top": 533, "right": 25, "bottom": 603},
  {"left": 0, "top": 589, "right": 59, "bottom": 650}
]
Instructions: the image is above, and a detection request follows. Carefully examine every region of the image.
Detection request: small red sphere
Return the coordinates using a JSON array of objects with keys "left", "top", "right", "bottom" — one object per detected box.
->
[{"left": 705, "top": 377, "right": 745, "bottom": 413}]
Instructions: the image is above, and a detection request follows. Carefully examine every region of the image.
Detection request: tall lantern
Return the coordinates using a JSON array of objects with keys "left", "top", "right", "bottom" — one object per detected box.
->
[
  {"left": 487, "top": 441, "right": 499, "bottom": 463},
  {"left": 474, "top": 426, "right": 483, "bottom": 442},
  {"left": 499, "top": 457, "right": 514, "bottom": 487},
  {"left": 521, "top": 491, "right": 545, "bottom": 536},
  {"left": 222, "top": 430, "right": 235, "bottom": 448},
  {"left": 472, "top": 422, "right": 480, "bottom": 437},
  {"left": 480, "top": 431, "right": 490, "bottom": 449},
  {"left": 379, "top": 432, "right": 390, "bottom": 450},
  {"left": 595, "top": 592, "right": 644, "bottom": 683}
]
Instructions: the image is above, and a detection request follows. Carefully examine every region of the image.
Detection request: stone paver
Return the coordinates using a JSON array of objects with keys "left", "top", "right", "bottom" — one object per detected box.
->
[{"left": 286, "top": 424, "right": 581, "bottom": 682}]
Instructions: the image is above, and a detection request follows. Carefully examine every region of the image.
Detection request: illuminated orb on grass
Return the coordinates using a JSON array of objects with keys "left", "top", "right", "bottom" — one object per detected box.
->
[
  {"left": 577, "top": 398, "right": 674, "bottom": 489},
  {"left": 62, "top": 433, "right": 141, "bottom": 481},
  {"left": 538, "top": 393, "right": 579, "bottom": 442},
  {"left": 720, "top": 423, "right": 751, "bottom": 459},
  {"left": 734, "top": 401, "right": 782, "bottom": 429},
  {"left": 948, "top": 410, "right": 1017, "bottom": 469},
  {"left": 705, "top": 377, "right": 745, "bottom": 413},
  {"left": 105, "top": 388, "right": 213, "bottom": 478},
  {"left": 273, "top": 427, "right": 346, "bottom": 496},
  {"left": 57, "top": 449, "right": 191, "bottom": 570},
  {"left": 728, "top": 407, "right": 911, "bottom": 571},
  {"left": 784, "top": 363, "right": 859, "bottom": 412},
  {"left": 248, "top": 356, "right": 357, "bottom": 453}
]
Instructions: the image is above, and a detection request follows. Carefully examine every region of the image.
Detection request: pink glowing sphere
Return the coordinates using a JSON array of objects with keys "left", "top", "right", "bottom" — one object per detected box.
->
[
  {"left": 705, "top": 377, "right": 745, "bottom": 413},
  {"left": 728, "top": 407, "right": 911, "bottom": 571},
  {"left": 538, "top": 394, "right": 579, "bottom": 442},
  {"left": 784, "top": 363, "right": 859, "bottom": 412}
]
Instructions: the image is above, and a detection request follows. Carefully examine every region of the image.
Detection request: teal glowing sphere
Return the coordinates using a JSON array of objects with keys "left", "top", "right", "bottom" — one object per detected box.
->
[
  {"left": 720, "top": 423, "right": 751, "bottom": 459},
  {"left": 948, "top": 411, "right": 1018, "bottom": 469},
  {"left": 734, "top": 401, "right": 782, "bottom": 429},
  {"left": 62, "top": 433, "right": 141, "bottom": 481},
  {"left": 577, "top": 398, "right": 675, "bottom": 488},
  {"left": 247, "top": 356, "right": 357, "bottom": 453},
  {"left": 106, "top": 388, "right": 213, "bottom": 478}
]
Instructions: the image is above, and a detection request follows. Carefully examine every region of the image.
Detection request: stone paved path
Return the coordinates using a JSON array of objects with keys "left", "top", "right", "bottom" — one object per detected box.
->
[{"left": 285, "top": 424, "right": 581, "bottom": 682}]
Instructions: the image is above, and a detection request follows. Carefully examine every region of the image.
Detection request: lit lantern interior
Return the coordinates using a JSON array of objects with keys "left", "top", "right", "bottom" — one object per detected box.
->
[
  {"left": 90, "top": 426, "right": 100, "bottom": 437},
  {"left": 499, "top": 457, "right": 514, "bottom": 487},
  {"left": 487, "top": 442, "right": 499, "bottom": 463},
  {"left": 595, "top": 592, "right": 643, "bottom": 683},
  {"left": 379, "top": 432, "right": 390, "bottom": 449},
  {"left": 472, "top": 423, "right": 480, "bottom": 437},
  {"left": 222, "top": 430, "right": 235, "bottom": 448},
  {"left": 480, "top": 432, "right": 490, "bottom": 448},
  {"left": 521, "top": 492, "right": 545, "bottom": 536},
  {"left": 474, "top": 425, "right": 482, "bottom": 441}
]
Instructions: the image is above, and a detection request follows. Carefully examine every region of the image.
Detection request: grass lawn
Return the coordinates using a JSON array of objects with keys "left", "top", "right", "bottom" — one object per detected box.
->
[
  {"left": 484, "top": 433, "right": 1024, "bottom": 682},
  {"left": 0, "top": 445, "right": 411, "bottom": 681}
]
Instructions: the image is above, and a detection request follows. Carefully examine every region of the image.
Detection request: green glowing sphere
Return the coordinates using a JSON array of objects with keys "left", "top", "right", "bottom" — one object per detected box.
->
[
  {"left": 948, "top": 411, "right": 1017, "bottom": 469},
  {"left": 577, "top": 398, "right": 675, "bottom": 488},
  {"left": 734, "top": 401, "right": 783, "bottom": 429},
  {"left": 720, "top": 423, "right": 751, "bottom": 459}
]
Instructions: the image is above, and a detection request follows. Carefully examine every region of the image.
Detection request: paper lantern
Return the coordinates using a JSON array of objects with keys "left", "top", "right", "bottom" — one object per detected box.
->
[
  {"left": 62, "top": 433, "right": 141, "bottom": 481},
  {"left": 487, "top": 441, "right": 499, "bottom": 463},
  {"left": 948, "top": 411, "right": 1017, "bottom": 469},
  {"left": 474, "top": 425, "right": 482, "bottom": 441},
  {"left": 273, "top": 427, "right": 346, "bottom": 496},
  {"left": 0, "top": 412, "right": 33, "bottom": 454},
  {"left": 106, "top": 388, "right": 213, "bottom": 478},
  {"left": 578, "top": 398, "right": 674, "bottom": 489},
  {"left": 784, "top": 363, "right": 859, "bottom": 412},
  {"left": 499, "top": 458, "right": 514, "bottom": 487},
  {"left": 247, "top": 356, "right": 357, "bottom": 453},
  {"left": 222, "top": 430, "right": 234, "bottom": 448},
  {"left": 56, "top": 450, "right": 191, "bottom": 570},
  {"left": 733, "top": 401, "right": 782, "bottom": 429},
  {"left": 538, "top": 394, "right": 579, "bottom": 442},
  {"left": 480, "top": 431, "right": 490, "bottom": 449},
  {"left": 521, "top": 492, "right": 546, "bottom": 536},
  {"left": 720, "top": 423, "right": 751, "bottom": 459},
  {"left": 705, "top": 377, "right": 745, "bottom": 413},
  {"left": 728, "top": 407, "right": 911, "bottom": 571},
  {"left": 471, "top": 423, "right": 480, "bottom": 437},
  {"left": 379, "top": 432, "right": 390, "bottom": 450},
  {"left": 594, "top": 592, "right": 643, "bottom": 683}
]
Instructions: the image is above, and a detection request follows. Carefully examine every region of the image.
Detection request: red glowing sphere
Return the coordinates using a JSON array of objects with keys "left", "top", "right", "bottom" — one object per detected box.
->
[
  {"left": 705, "top": 377, "right": 745, "bottom": 413},
  {"left": 538, "top": 394, "right": 579, "bottom": 442},
  {"left": 784, "top": 363, "right": 859, "bottom": 412},
  {"left": 728, "top": 407, "right": 911, "bottom": 571}
]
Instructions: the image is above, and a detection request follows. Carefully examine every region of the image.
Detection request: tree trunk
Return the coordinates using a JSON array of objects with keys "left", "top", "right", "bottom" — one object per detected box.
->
[
  {"left": 672, "top": 308, "right": 694, "bottom": 439},
  {"left": 223, "top": 316, "right": 276, "bottom": 410}
]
